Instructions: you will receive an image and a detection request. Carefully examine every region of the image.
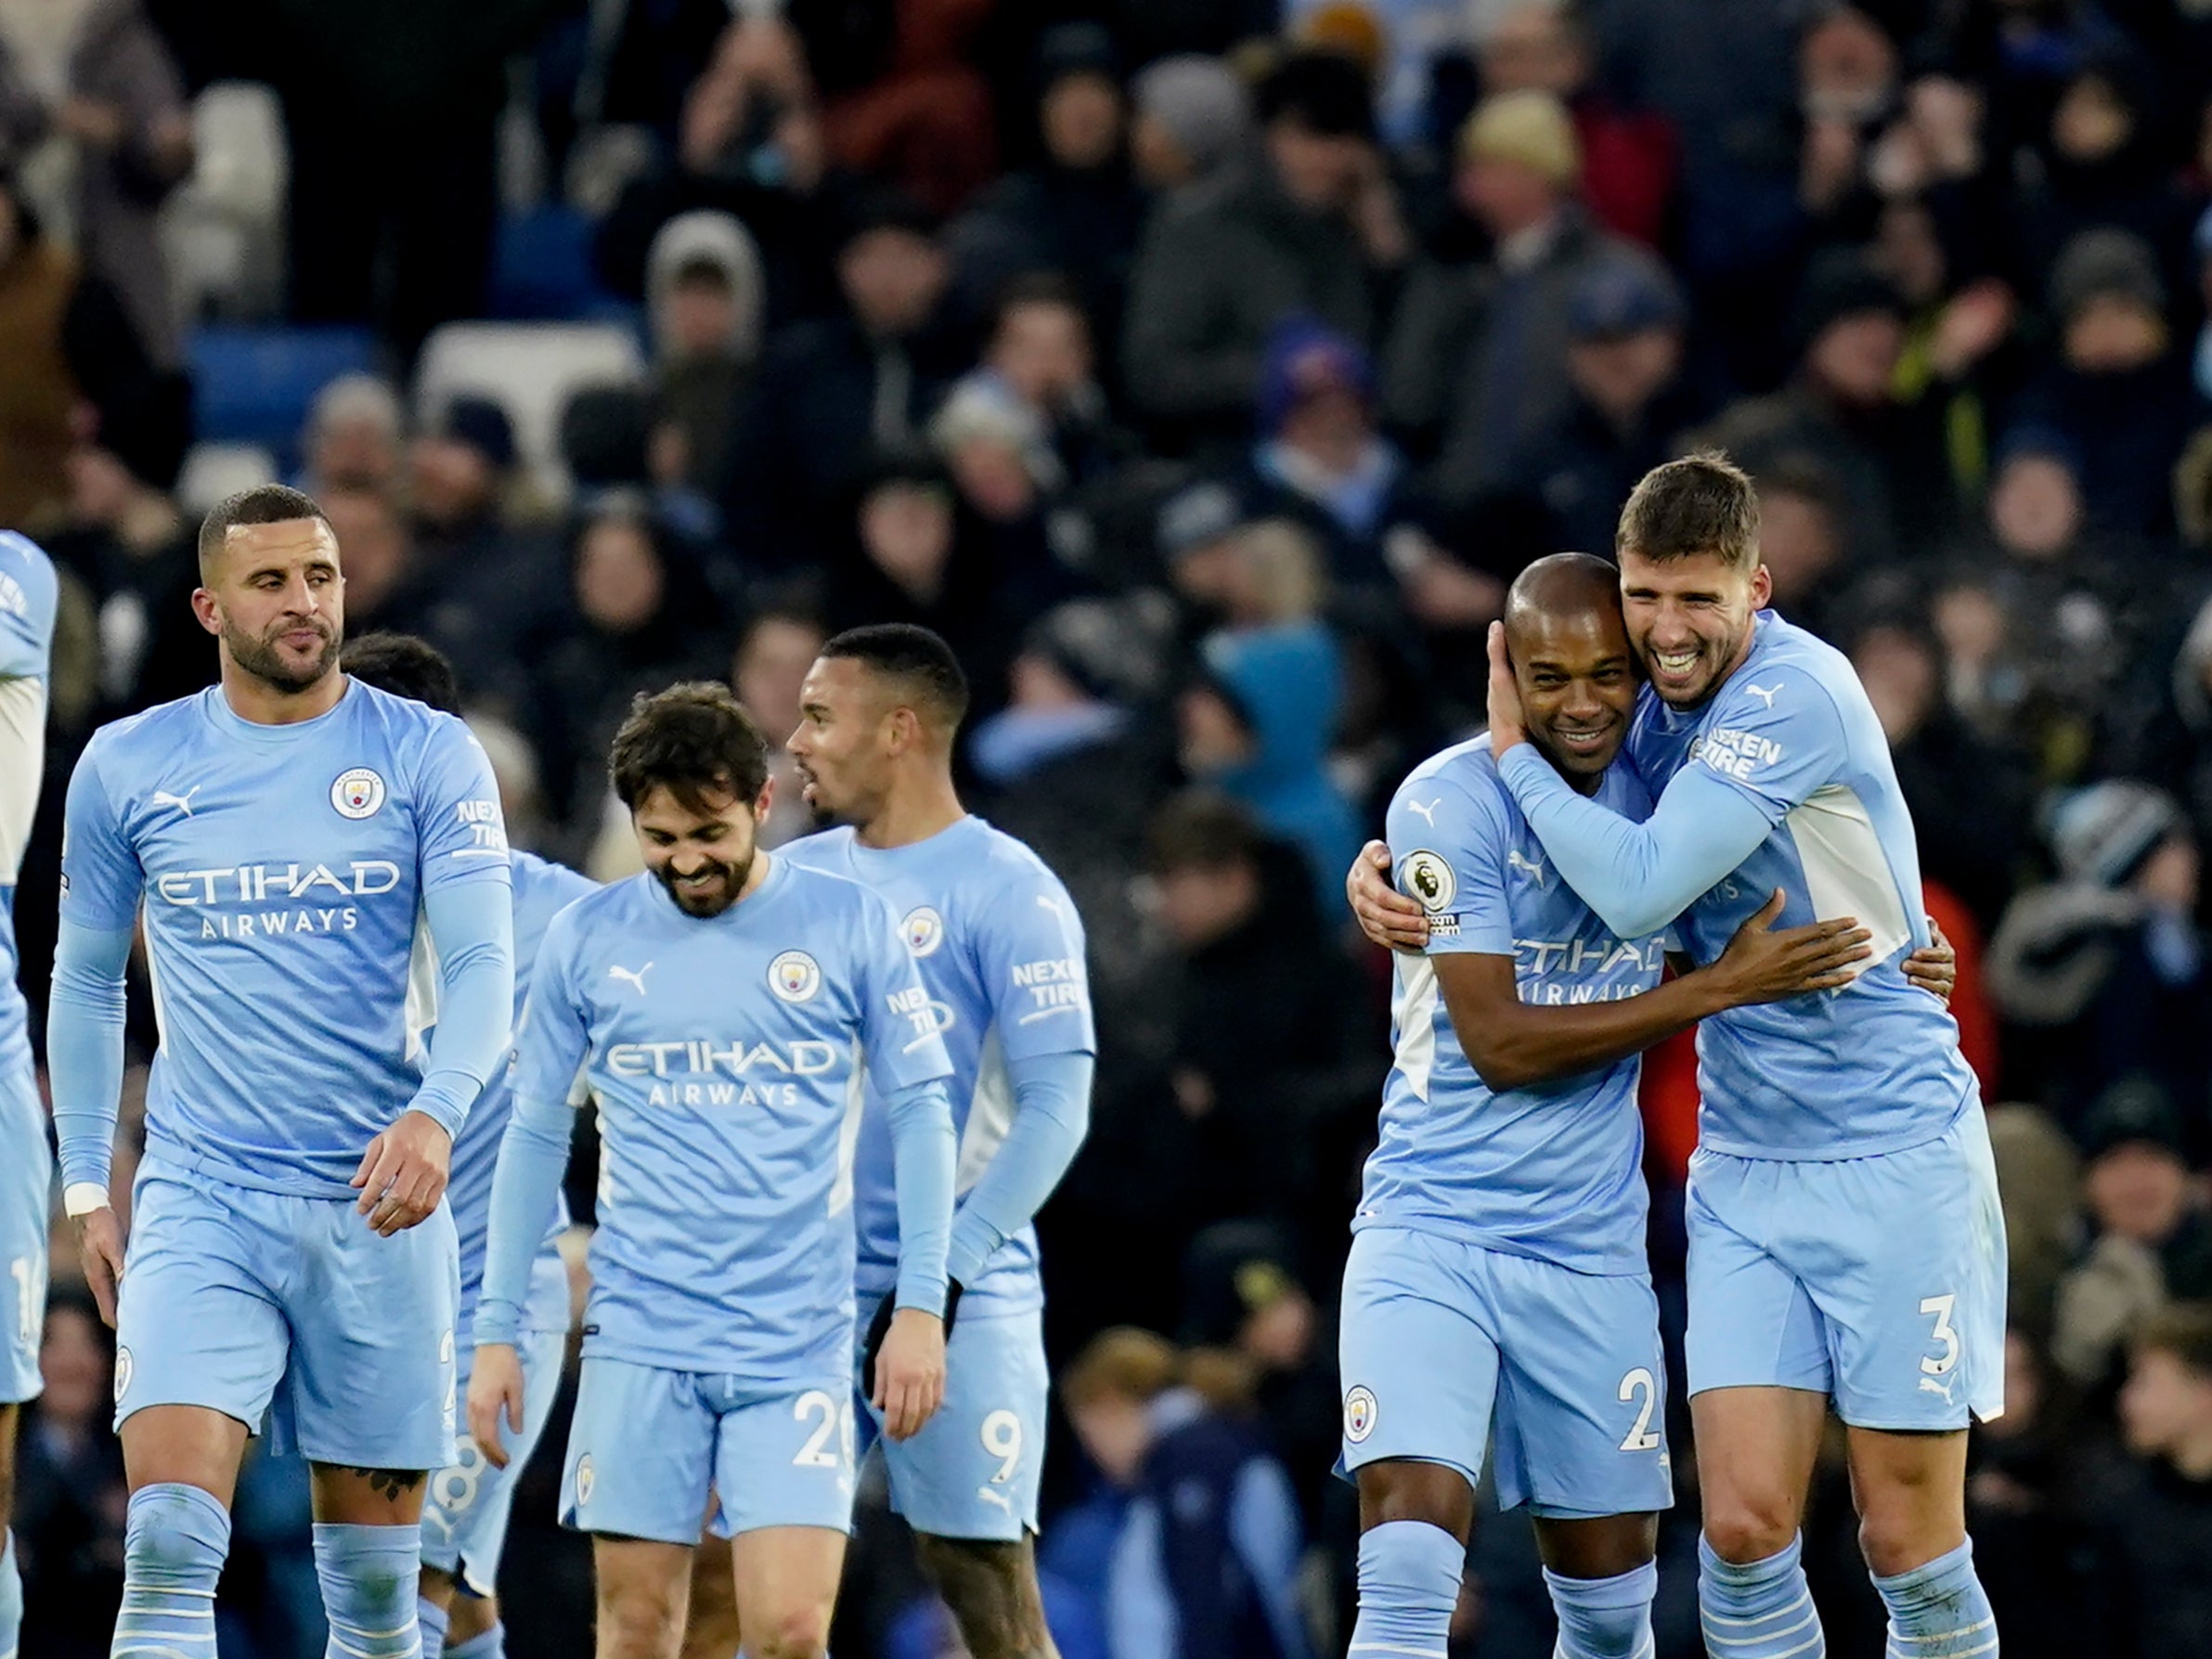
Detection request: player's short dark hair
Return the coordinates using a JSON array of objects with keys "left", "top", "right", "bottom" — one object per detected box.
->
[
  {"left": 2134, "top": 1302, "right": 2212, "bottom": 1380},
  {"left": 609, "top": 681, "right": 770, "bottom": 813},
  {"left": 198, "top": 483, "right": 332, "bottom": 574},
  {"left": 342, "top": 633, "right": 461, "bottom": 715},
  {"left": 1147, "top": 790, "right": 1263, "bottom": 875},
  {"left": 820, "top": 623, "right": 970, "bottom": 730},
  {"left": 1617, "top": 450, "right": 1760, "bottom": 571}
]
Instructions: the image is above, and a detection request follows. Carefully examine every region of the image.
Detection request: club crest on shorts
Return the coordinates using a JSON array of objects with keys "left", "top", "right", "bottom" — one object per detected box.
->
[
  {"left": 1401, "top": 850, "right": 1456, "bottom": 914},
  {"left": 330, "top": 767, "right": 387, "bottom": 820},
  {"left": 902, "top": 906, "right": 946, "bottom": 958},
  {"left": 115, "top": 1344, "right": 133, "bottom": 1404},
  {"left": 1343, "top": 1384, "right": 1378, "bottom": 1444},
  {"left": 575, "top": 1454, "right": 595, "bottom": 1506},
  {"left": 770, "top": 950, "right": 821, "bottom": 1003}
]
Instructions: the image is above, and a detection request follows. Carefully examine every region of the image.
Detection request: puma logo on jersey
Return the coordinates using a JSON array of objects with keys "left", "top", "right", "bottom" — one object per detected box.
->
[
  {"left": 1918, "top": 1375, "right": 1956, "bottom": 1405},
  {"left": 1744, "top": 682, "right": 1782, "bottom": 708},
  {"left": 150, "top": 786, "right": 201, "bottom": 817},
  {"left": 608, "top": 963, "right": 653, "bottom": 996},
  {"left": 1507, "top": 850, "right": 1547, "bottom": 887},
  {"left": 974, "top": 1485, "right": 1015, "bottom": 1516},
  {"left": 1405, "top": 797, "right": 1440, "bottom": 826}
]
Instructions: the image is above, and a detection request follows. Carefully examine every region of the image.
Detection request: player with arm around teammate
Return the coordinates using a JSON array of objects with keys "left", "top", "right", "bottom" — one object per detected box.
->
[
  {"left": 467, "top": 682, "right": 958, "bottom": 1659},
  {"left": 46, "top": 486, "right": 515, "bottom": 1659},
  {"left": 0, "top": 531, "right": 58, "bottom": 1659},
  {"left": 1341, "top": 553, "right": 1880, "bottom": 1659},
  {"left": 341, "top": 632, "right": 593, "bottom": 1659},
  {"left": 776, "top": 623, "right": 1094, "bottom": 1659}
]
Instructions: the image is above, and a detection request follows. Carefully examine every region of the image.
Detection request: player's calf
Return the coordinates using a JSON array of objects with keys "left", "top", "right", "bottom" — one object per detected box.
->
[
  {"left": 113, "top": 1482, "right": 231, "bottom": 1659},
  {"left": 1535, "top": 1515, "right": 1662, "bottom": 1659},
  {"left": 913, "top": 1533, "right": 1058, "bottom": 1659},
  {"left": 1346, "top": 1460, "right": 1474, "bottom": 1659},
  {"left": 2, "top": 1408, "right": 19, "bottom": 1659},
  {"left": 315, "top": 1521, "right": 425, "bottom": 1659},
  {"left": 595, "top": 1538, "right": 694, "bottom": 1659}
]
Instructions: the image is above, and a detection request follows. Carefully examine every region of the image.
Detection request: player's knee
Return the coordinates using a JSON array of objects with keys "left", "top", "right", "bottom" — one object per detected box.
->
[
  {"left": 1357, "top": 1459, "right": 1475, "bottom": 1541},
  {"left": 1856, "top": 1508, "right": 1962, "bottom": 1579},
  {"left": 1700, "top": 1497, "right": 1799, "bottom": 1565},
  {"left": 745, "top": 1600, "right": 832, "bottom": 1659},
  {"left": 125, "top": 1481, "right": 234, "bottom": 1576},
  {"left": 598, "top": 1576, "right": 686, "bottom": 1658},
  {"left": 446, "top": 1588, "right": 499, "bottom": 1644}
]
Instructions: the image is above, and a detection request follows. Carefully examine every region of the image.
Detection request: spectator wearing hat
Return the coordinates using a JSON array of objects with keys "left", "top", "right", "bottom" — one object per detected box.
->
[
  {"left": 2013, "top": 227, "right": 2201, "bottom": 538},
  {"left": 1693, "top": 247, "right": 1951, "bottom": 563},
  {"left": 643, "top": 209, "right": 766, "bottom": 501},
  {"left": 1501, "top": 248, "right": 1710, "bottom": 553},
  {"left": 1988, "top": 781, "right": 2212, "bottom": 1127},
  {"left": 1122, "top": 50, "right": 1408, "bottom": 453},
  {"left": 1129, "top": 54, "right": 1253, "bottom": 193},
  {"left": 720, "top": 191, "right": 970, "bottom": 570},
  {"left": 1382, "top": 88, "right": 1645, "bottom": 502},
  {"left": 2050, "top": 1082, "right": 2212, "bottom": 1393},
  {"left": 945, "top": 23, "right": 1145, "bottom": 356}
]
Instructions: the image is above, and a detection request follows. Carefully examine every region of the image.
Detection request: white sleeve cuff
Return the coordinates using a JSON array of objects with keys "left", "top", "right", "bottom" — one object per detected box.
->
[{"left": 63, "top": 1181, "right": 110, "bottom": 1217}]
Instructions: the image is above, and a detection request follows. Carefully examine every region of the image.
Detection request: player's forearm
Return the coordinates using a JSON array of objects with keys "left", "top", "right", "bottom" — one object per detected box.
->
[
  {"left": 1497, "top": 745, "right": 1770, "bottom": 939},
  {"left": 47, "top": 919, "right": 134, "bottom": 1199},
  {"left": 1455, "top": 970, "right": 1728, "bottom": 1093},
  {"left": 946, "top": 1049, "right": 1093, "bottom": 1287},
  {"left": 884, "top": 1077, "right": 956, "bottom": 1314},
  {"left": 414, "top": 880, "right": 517, "bottom": 1136},
  {"left": 475, "top": 1093, "right": 574, "bottom": 1346}
]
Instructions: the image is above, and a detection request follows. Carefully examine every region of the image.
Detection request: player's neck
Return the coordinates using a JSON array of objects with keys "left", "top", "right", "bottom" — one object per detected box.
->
[
  {"left": 218, "top": 660, "right": 346, "bottom": 726},
  {"left": 854, "top": 772, "right": 965, "bottom": 850}
]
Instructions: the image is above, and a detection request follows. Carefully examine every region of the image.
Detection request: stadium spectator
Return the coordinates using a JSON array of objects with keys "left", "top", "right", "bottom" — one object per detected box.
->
[
  {"left": 9, "top": 1291, "right": 124, "bottom": 1659},
  {"left": 644, "top": 209, "right": 765, "bottom": 500},
  {"left": 1123, "top": 49, "right": 1405, "bottom": 451},
  {"left": 2087, "top": 1303, "right": 2212, "bottom": 1656},
  {"left": 295, "top": 374, "right": 406, "bottom": 500},
  {"left": 729, "top": 598, "right": 825, "bottom": 853},
  {"left": 1128, "top": 53, "right": 1252, "bottom": 193}
]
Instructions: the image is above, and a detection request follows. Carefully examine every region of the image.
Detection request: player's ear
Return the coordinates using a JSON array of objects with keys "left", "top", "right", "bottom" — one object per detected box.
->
[
  {"left": 753, "top": 772, "right": 774, "bottom": 822},
  {"left": 189, "top": 588, "right": 223, "bottom": 639},
  {"left": 1749, "top": 560, "right": 1773, "bottom": 609}
]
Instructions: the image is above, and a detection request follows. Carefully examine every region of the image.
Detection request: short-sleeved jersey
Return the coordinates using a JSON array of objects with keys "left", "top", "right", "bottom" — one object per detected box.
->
[
  {"left": 447, "top": 849, "right": 598, "bottom": 1335},
  {"left": 58, "top": 680, "right": 511, "bottom": 1196},
  {"left": 779, "top": 817, "right": 1094, "bottom": 1316},
  {"left": 512, "top": 858, "right": 953, "bottom": 1380},
  {"left": 1624, "top": 612, "right": 1976, "bottom": 1159},
  {"left": 0, "top": 533, "right": 58, "bottom": 1069},
  {"left": 1363, "top": 737, "right": 1662, "bottom": 1276}
]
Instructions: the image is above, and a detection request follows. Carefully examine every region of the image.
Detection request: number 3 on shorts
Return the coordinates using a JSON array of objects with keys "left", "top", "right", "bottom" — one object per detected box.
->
[{"left": 1919, "top": 1292, "right": 1959, "bottom": 1377}]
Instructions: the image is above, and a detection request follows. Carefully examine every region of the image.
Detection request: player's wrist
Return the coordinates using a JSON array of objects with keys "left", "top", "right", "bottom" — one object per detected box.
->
[{"left": 63, "top": 1179, "right": 111, "bottom": 1218}]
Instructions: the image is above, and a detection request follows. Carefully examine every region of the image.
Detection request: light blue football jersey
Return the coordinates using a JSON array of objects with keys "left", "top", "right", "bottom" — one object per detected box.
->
[
  {"left": 58, "top": 680, "right": 511, "bottom": 1195},
  {"left": 446, "top": 849, "right": 596, "bottom": 1340},
  {"left": 511, "top": 857, "right": 955, "bottom": 1380},
  {"left": 779, "top": 817, "right": 1094, "bottom": 1317},
  {"left": 1624, "top": 612, "right": 1976, "bottom": 1159},
  {"left": 1363, "top": 737, "right": 1662, "bottom": 1276},
  {"left": 0, "top": 529, "right": 58, "bottom": 1086}
]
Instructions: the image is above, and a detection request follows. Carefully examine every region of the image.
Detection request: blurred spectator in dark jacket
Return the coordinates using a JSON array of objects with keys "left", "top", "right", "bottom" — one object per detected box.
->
[
  {"left": 0, "top": 0, "right": 189, "bottom": 363},
  {"left": 297, "top": 373, "right": 405, "bottom": 500},
  {"left": 1701, "top": 248, "right": 1964, "bottom": 563},
  {"left": 644, "top": 209, "right": 764, "bottom": 501},
  {"left": 12, "top": 1293, "right": 125, "bottom": 1659},
  {"left": 1123, "top": 50, "right": 1408, "bottom": 453},
  {"left": 1849, "top": 612, "right": 2031, "bottom": 935},
  {"left": 730, "top": 598, "right": 824, "bottom": 852},
  {"left": 1384, "top": 88, "right": 1645, "bottom": 501},
  {"left": 2050, "top": 1077, "right": 2212, "bottom": 1393},
  {"left": 1989, "top": 783, "right": 2212, "bottom": 1128},
  {"left": 812, "top": 0, "right": 999, "bottom": 219},
  {"left": 1480, "top": 0, "right": 1678, "bottom": 249},
  {"left": 721, "top": 191, "right": 967, "bottom": 570},
  {"left": 1752, "top": 460, "right": 1856, "bottom": 642},
  {"left": 2016, "top": 227, "right": 2200, "bottom": 538},
  {"left": 946, "top": 22, "right": 1145, "bottom": 352},
  {"left": 2084, "top": 1303, "right": 2212, "bottom": 1657},
  {"left": 1129, "top": 53, "right": 1253, "bottom": 194},
  {"left": 1504, "top": 249, "right": 1706, "bottom": 554}
]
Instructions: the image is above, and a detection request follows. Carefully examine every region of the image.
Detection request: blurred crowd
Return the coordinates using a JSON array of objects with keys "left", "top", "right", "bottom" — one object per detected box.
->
[{"left": 6, "top": 0, "right": 2212, "bottom": 1655}]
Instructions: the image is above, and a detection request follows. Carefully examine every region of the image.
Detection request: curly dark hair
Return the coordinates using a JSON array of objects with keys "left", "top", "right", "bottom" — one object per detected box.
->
[{"left": 609, "top": 681, "right": 770, "bottom": 812}]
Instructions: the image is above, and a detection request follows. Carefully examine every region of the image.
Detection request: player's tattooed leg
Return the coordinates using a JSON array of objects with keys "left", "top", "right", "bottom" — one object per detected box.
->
[
  {"left": 347, "top": 1467, "right": 429, "bottom": 1503},
  {"left": 913, "top": 1534, "right": 1060, "bottom": 1659}
]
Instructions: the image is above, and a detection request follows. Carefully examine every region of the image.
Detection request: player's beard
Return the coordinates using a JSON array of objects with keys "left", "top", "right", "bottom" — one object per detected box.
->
[
  {"left": 226, "top": 614, "right": 340, "bottom": 693},
  {"left": 653, "top": 848, "right": 756, "bottom": 917}
]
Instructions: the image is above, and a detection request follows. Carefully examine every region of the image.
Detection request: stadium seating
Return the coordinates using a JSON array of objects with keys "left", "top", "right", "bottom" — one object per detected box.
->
[
  {"left": 187, "top": 324, "right": 384, "bottom": 464},
  {"left": 162, "top": 80, "right": 289, "bottom": 323},
  {"left": 412, "top": 320, "right": 646, "bottom": 500}
]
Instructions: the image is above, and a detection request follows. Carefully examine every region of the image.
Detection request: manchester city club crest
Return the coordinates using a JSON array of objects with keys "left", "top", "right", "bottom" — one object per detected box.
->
[
  {"left": 1343, "top": 1384, "right": 1378, "bottom": 1444},
  {"left": 770, "top": 950, "right": 822, "bottom": 1003},
  {"left": 575, "top": 1454, "right": 594, "bottom": 1506},
  {"left": 330, "top": 767, "right": 387, "bottom": 820},
  {"left": 902, "top": 906, "right": 945, "bottom": 957}
]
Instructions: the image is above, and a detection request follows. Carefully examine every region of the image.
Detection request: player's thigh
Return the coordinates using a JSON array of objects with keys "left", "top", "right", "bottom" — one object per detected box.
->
[
  {"left": 708, "top": 1380, "right": 858, "bottom": 1541},
  {"left": 280, "top": 1198, "right": 459, "bottom": 1473},
  {"left": 1688, "top": 1386, "right": 1827, "bottom": 1562},
  {"left": 564, "top": 1358, "right": 719, "bottom": 1545},
  {"left": 0, "top": 1072, "right": 50, "bottom": 1406},
  {"left": 422, "top": 1322, "right": 569, "bottom": 1594},
  {"left": 1780, "top": 1119, "right": 2008, "bottom": 1433},
  {"left": 120, "top": 1405, "right": 254, "bottom": 1505},
  {"left": 1684, "top": 1150, "right": 1833, "bottom": 1402},
  {"left": 727, "top": 1524, "right": 846, "bottom": 1658},
  {"left": 678, "top": 1532, "right": 744, "bottom": 1659},
  {"left": 1486, "top": 1254, "right": 1673, "bottom": 1523},
  {"left": 592, "top": 1536, "right": 695, "bottom": 1659},
  {"left": 113, "top": 1172, "right": 290, "bottom": 1453},
  {"left": 1843, "top": 1422, "right": 1969, "bottom": 1575},
  {"left": 1338, "top": 1227, "right": 1503, "bottom": 1493},
  {"left": 1532, "top": 1512, "right": 1662, "bottom": 1581},
  {"left": 875, "top": 1310, "right": 1047, "bottom": 1543}
]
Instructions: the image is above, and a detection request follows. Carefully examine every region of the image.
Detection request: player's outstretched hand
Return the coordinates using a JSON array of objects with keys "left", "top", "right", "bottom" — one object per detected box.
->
[
  {"left": 74, "top": 1207, "right": 126, "bottom": 1328},
  {"left": 1902, "top": 914, "right": 1956, "bottom": 1005},
  {"left": 1348, "top": 840, "right": 1429, "bottom": 953},
  {"left": 1713, "top": 889, "right": 1873, "bottom": 1004},
  {"left": 467, "top": 1342, "right": 526, "bottom": 1469},
  {"left": 352, "top": 1108, "right": 454, "bottom": 1236},
  {"left": 872, "top": 1307, "right": 948, "bottom": 1442}
]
